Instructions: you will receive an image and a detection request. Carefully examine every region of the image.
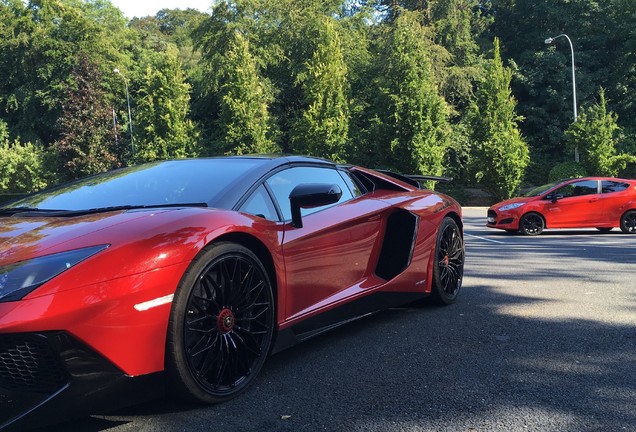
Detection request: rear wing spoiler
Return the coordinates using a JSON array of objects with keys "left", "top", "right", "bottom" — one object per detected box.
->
[{"left": 377, "top": 170, "right": 453, "bottom": 189}]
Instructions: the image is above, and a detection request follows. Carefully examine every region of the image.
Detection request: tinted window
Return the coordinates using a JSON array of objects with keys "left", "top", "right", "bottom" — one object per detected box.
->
[
  {"left": 554, "top": 180, "right": 598, "bottom": 198},
  {"left": 266, "top": 166, "right": 354, "bottom": 220},
  {"left": 338, "top": 170, "right": 364, "bottom": 197},
  {"left": 5, "top": 159, "right": 264, "bottom": 211},
  {"left": 525, "top": 181, "right": 561, "bottom": 197},
  {"left": 239, "top": 185, "right": 279, "bottom": 221},
  {"left": 602, "top": 181, "right": 630, "bottom": 193}
]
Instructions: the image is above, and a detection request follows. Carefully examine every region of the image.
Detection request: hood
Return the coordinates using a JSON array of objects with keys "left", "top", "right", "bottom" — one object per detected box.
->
[
  {"left": 490, "top": 196, "right": 533, "bottom": 210},
  {"left": 0, "top": 210, "right": 167, "bottom": 266}
]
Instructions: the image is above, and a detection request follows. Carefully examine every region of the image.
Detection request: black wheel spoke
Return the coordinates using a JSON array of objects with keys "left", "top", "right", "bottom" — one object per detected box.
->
[
  {"left": 188, "top": 332, "right": 218, "bottom": 359},
  {"left": 233, "top": 326, "right": 263, "bottom": 356}
]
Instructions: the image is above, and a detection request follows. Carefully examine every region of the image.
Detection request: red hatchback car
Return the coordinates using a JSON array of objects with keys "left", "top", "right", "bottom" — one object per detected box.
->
[{"left": 487, "top": 177, "right": 636, "bottom": 235}]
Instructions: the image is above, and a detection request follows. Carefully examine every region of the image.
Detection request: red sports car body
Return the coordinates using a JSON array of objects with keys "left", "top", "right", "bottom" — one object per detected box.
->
[
  {"left": 0, "top": 156, "right": 464, "bottom": 430},
  {"left": 487, "top": 177, "right": 636, "bottom": 235}
]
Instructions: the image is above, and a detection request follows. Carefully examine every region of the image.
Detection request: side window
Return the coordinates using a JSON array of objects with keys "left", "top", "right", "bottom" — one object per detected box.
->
[
  {"left": 338, "top": 170, "right": 365, "bottom": 197},
  {"left": 555, "top": 180, "right": 598, "bottom": 198},
  {"left": 239, "top": 185, "right": 279, "bottom": 221},
  {"left": 602, "top": 181, "right": 630, "bottom": 193},
  {"left": 266, "top": 166, "right": 354, "bottom": 221}
]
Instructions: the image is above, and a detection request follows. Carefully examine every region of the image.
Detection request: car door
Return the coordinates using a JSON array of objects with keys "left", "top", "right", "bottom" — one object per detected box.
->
[
  {"left": 599, "top": 180, "right": 632, "bottom": 223},
  {"left": 265, "top": 165, "right": 391, "bottom": 321},
  {"left": 544, "top": 179, "right": 603, "bottom": 227}
]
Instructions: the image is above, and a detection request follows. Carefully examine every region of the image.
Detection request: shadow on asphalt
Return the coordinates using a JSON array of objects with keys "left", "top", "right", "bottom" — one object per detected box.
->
[{"left": 38, "top": 284, "right": 636, "bottom": 431}]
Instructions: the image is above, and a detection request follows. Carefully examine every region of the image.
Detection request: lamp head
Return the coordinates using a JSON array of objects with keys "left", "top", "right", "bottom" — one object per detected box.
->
[
  {"left": 113, "top": 68, "right": 120, "bottom": 74},
  {"left": 544, "top": 38, "right": 554, "bottom": 44}
]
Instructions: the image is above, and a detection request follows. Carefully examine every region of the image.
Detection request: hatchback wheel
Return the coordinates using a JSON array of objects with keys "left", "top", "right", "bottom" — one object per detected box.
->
[
  {"left": 620, "top": 210, "right": 636, "bottom": 234},
  {"left": 519, "top": 213, "right": 544, "bottom": 236}
]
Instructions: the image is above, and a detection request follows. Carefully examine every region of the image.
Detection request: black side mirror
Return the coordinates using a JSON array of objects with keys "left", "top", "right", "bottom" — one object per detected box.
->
[
  {"left": 546, "top": 193, "right": 563, "bottom": 204},
  {"left": 289, "top": 183, "right": 342, "bottom": 228}
]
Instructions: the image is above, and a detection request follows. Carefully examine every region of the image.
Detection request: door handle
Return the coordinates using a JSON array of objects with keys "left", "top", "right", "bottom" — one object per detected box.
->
[{"left": 588, "top": 198, "right": 599, "bottom": 202}]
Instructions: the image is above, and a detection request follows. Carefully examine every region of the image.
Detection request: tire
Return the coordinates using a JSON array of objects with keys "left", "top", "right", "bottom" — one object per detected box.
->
[
  {"left": 430, "top": 217, "right": 465, "bottom": 305},
  {"left": 166, "top": 242, "right": 275, "bottom": 404},
  {"left": 519, "top": 213, "right": 544, "bottom": 236},
  {"left": 620, "top": 210, "right": 636, "bottom": 234},
  {"left": 595, "top": 227, "right": 613, "bottom": 233}
]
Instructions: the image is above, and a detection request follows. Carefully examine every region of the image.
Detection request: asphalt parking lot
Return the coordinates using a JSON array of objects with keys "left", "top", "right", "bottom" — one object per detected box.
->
[{"left": 44, "top": 207, "right": 636, "bottom": 432}]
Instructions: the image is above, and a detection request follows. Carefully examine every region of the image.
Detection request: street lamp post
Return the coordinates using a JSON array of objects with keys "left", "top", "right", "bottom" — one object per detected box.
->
[
  {"left": 113, "top": 68, "right": 134, "bottom": 155},
  {"left": 545, "top": 34, "right": 578, "bottom": 162}
]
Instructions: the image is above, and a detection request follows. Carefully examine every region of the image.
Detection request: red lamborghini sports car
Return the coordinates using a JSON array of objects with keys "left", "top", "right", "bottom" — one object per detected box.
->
[
  {"left": 0, "top": 155, "right": 464, "bottom": 430},
  {"left": 487, "top": 176, "right": 636, "bottom": 235}
]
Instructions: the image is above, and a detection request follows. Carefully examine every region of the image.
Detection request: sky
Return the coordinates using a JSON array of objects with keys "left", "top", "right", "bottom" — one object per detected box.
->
[{"left": 109, "top": 0, "right": 214, "bottom": 19}]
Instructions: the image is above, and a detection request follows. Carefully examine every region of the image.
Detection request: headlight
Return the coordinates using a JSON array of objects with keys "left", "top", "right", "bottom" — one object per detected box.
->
[
  {"left": 0, "top": 245, "right": 109, "bottom": 302},
  {"left": 498, "top": 202, "right": 526, "bottom": 211}
]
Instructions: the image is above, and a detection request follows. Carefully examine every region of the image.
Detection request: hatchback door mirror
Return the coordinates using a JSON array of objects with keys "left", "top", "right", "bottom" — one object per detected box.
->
[
  {"left": 289, "top": 183, "right": 342, "bottom": 228},
  {"left": 546, "top": 193, "right": 564, "bottom": 203}
]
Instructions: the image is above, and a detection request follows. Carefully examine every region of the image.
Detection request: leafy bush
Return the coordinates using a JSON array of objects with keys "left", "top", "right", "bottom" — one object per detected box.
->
[
  {"left": 0, "top": 140, "right": 48, "bottom": 193},
  {"left": 548, "top": 161, "right": 587, "bottom": 182}
]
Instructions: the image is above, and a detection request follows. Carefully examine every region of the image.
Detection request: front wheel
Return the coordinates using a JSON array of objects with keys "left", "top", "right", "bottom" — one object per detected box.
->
[
  {"left": 166, "top": 242, "right": 275, "bottom": 404},
  {"left": 519, "top": 213, "right": 544, "bottom": 236},
  {"left": 430, "top": 217, "right": 465, "bottom": 305},
  {"left": 620, "top": 210, "right": 636, "bottom": 234}
]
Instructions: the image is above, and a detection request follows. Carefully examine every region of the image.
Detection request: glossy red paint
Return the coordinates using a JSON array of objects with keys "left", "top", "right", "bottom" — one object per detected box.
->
[
  {"left": 0, "top": 156, "right": 464, "bottom": 430},
  {"left": 487, "top": 177, "right": 636, "bottom": 235},
  {"left": 0, "top": 208, "right": 285, "bottom": 376}
]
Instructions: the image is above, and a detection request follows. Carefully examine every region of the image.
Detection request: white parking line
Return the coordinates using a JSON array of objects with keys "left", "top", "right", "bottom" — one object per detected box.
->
[{"left": 465, "top": 233, "right": 505, "bottom": 244}]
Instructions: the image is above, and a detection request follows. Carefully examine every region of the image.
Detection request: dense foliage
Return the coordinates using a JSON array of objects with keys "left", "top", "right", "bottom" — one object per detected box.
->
[
  {"left": 0, "top": 0, "right": 634, "bottom": 200},
  {"left": 468, "top": 38, "right": 529, "bottom": 200}
]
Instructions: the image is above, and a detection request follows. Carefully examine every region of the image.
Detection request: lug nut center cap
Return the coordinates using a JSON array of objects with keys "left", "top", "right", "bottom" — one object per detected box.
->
[{"left": 218, "top": 308, "right": 235, "bottom": 333}]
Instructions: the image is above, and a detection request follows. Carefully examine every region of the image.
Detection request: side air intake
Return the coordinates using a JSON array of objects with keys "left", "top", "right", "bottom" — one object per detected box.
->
[{"left": 375, "top": 210, "right": 418, "bottom": 280}]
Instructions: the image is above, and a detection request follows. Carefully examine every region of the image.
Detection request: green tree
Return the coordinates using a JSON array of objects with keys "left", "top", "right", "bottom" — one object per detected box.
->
[
  {"left": 51, "top": 54, "right": 123, "bottom": 181},
  {"left": 133, "top": 47, "right": 200, "bottom": 162},
  {"left": 490, "top": 0, "right": 634, "bottom": 180},
  {"left": 564, "top": 88, "right": 636, "bottom": 177},
  {"left": 469, "top": 38, "right": 529, "bottom": 200},
  {"left": 129, "top": 8, "right": 207, "bottom": 71},
  {"left": 214, "top": 30, "right": 278, "bottom": 155},
  {"left": 290, "top": 16, "right": 350, "bottom": 161},
  {"left": 0, "top": 0, "right": 131, "bottom": 145},
  {"left": 0, "top": 139, "right": 48, "bottom": 193},
  {"left": 431, "top": 0, "right": 490, "bottom": 112},
  {"left": 375, "top": 9, "right": 451, "bottom": 185}
]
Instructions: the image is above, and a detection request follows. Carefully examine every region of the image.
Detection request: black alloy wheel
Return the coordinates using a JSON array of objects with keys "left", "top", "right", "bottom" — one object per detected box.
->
[
  {"left": 166, "top": 242, "right": 275, "bottom": 403},
  {"left": 519, "top": 213, "right": 544, "bottom": 236},
  {"left": 430, "top": 217, "right": 465, "bottom": 305},
  {"left": 620, "top": 210, "right": 636, "bottom": 234}
]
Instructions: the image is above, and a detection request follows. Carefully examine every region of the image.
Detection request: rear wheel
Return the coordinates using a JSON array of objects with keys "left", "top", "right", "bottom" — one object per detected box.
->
[
  {"left": 620, "top": 210, "right": 636, "bottom": 234},
  {"left": 430, "top": 217, "right": 464, "bottom": 305},
  {"left": 519, "top": 213, "right": 544, "bottom": 236},
  {"left": 166, "top": 242, "right": 275, "bottom": 404}
]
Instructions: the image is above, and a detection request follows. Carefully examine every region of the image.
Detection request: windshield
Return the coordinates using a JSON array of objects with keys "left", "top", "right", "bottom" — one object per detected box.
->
[
  {"left": 523, "top": 180, "right": 563, "bottom": 197},
  {"left": 3, "top": 158, "right": 264, "bottom": 211}
]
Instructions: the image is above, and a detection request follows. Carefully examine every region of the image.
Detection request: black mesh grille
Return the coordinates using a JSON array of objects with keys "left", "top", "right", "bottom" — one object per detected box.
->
[
  {"left": 487, "top": 209, "right": 497, "bottom": 218},
  {"left": 0, "top": 334, "right": 68, "bottom": 392}
]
